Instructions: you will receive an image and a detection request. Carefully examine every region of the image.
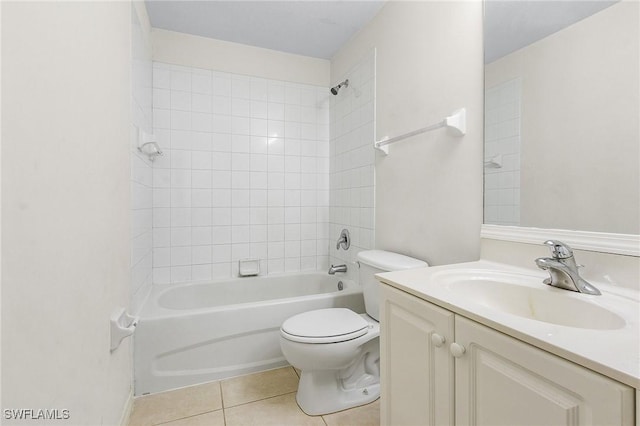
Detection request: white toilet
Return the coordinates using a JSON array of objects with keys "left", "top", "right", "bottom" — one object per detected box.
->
[{"left": 279, "top": 250, "right": 427, "bottom": 415}]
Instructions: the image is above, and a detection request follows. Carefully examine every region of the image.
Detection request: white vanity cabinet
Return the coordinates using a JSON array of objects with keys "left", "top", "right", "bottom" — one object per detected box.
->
[
  {"left": 380, "top": 284, "right": 636, "bottom": 426},
  {"left": 380, "top": 283, "right": 455, "bottom": 425}
]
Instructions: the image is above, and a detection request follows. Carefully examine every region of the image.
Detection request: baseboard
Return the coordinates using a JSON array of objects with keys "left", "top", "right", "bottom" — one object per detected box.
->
[{"left": 118, "top": 389, "right": 134, "bottom": 426}]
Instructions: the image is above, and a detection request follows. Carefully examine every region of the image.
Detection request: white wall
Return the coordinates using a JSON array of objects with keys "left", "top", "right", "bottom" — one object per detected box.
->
[
  {"left": 152, "top": 29, "right": 330, "bottom": 87},
  {"left": 331, "top": 1, "right": 484, "bottom": 266},
  {"left": 2, "top": 2, "right": 133, "bottom": 424},
  {"left": 485, "top": 1, "right": 639, "bottom": 234},
  {"left": 131, "top": 2, "right": 154, "bottom": 314}
]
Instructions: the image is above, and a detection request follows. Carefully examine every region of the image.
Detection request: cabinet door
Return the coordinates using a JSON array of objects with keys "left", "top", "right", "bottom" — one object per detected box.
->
[
  {"left": 454, "top": 316, "right": 635, "bottom": 426},
  {"left": 380, "top": 285, "right": 455, "bottom": 426}
]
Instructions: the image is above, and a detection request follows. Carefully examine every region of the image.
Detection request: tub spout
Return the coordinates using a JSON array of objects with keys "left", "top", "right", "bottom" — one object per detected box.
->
[{"left": 328, "top": 264, "right": 347, "bottom": 275}]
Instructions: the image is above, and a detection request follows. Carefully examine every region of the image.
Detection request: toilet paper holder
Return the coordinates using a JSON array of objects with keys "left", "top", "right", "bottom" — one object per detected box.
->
[{"left": 110, "top": 307, "right": 139, "bottom": 352}]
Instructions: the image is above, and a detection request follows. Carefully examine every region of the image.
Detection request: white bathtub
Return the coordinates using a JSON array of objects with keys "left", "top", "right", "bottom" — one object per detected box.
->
[{"left": 134, "top": 272, "right": 365, "bottom": 395}]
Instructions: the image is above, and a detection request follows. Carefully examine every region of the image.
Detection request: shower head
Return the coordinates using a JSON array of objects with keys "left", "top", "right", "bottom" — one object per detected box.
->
[{"left": 330, "top": 79, "right": 349, "bottom": 95}]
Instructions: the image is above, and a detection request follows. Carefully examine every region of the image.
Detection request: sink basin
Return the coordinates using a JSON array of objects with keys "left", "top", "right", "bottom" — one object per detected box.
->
[{"left": 436, "top": 271, "right": 626, "bottom": 330}]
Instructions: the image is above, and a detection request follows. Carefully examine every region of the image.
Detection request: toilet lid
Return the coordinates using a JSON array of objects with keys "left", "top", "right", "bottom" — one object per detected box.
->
[{"left": 281, "top": 308, "right": 369, "bottom": 344}]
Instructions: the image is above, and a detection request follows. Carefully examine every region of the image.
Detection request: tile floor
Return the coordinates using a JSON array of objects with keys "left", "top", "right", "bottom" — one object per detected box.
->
[{"left": 128, "top": 367, "right": 380, "bottom": 426}]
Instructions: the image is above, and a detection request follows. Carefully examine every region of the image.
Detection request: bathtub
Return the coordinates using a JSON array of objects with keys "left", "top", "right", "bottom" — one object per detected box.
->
[{"left": 134, "top": 272, "right": 365, "bottom": 395}]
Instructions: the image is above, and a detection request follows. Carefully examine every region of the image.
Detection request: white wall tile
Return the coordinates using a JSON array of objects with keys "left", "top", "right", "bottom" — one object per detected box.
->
[
  {"left": 192, "top": 189, "right": 212, "bottom": 208},
  {"left": 251, "top": 118, "right": 268, "bottom": 136},
  {"left": 192, "top": 245, "right": 212, "bottom": 264},
  {"left": 192, "top": 208, "right": 212, "bottom": 226},
  {"left": 213, "top": 73, "right": 232, "bottom": 97},
  {"left": 170, "top": 70, "right": 191, "bottom": 91},
  {"left": 153, "top": 228, "right": 171, "bottom": 248},
  {"left": 192, "top": 227, "right": 213, "bottom": 246},
  {"left": 232, "top": 77, "right": 251, "bottom": 99},
  {"left": 212, "top": 208, "right": 232, "bottom": 226},
  {"left": 171, "top": 150, "right": 191, "bottom": 169},
  {"left": 153, "top": 67, "right": 171, "bottom": 90},
  {"left": 231, "top": 206, "right": 251, "bottom": 224},
  {"left": 192, "top": 264, "right": 212, "bottom": 281},
  {"left": 268, "top": 138, "right": 285, "bottom": 155},
  {"left": 170, "top": 188, "right": 191, "bottom": 208},
  {"left": 171, "top": 110, "right": 191, "bottom": 130},
  {"left": 192, "top": 113, "right": 212, "bottom": 132},
  {"left": 212, "top": 225, "right": 232, "bottom": 244},
  {"left": 153, "top": 88, "right": 171, "bottom": 109},
  {"left": 212, "top": 151, "right": 232, "bottom": 170},
  {"left": 212, "top": 188, "right": 231, "bottom": 207},
  {"left": 171, "top": 208, "right": 192, "bottom": 227},
  {"left": 171, "top": 266, "right": 191, "bottom": 282},
  {"left": 152, "top": 62, "right": 331, "bottom": 284},
  {"left": 170, "top": 227, "right": 191, "bottom": 247},
  {"left": 268, "top": 83, "right": 285, "bottom": 103},
  {"left": 251, "top": 78, "right": 268, "bottom": 101},
  {"left": 212, "top": 244, "right": 231, "bottom": 262},
  {"left": 153, "top": 208, "right": 170, "bottom": 228},
  {"left": 212, "top": 171, "right": 231, "bottom": 188},
  {"left": 171, "top": 90, "right": 191, "bottom": 111},
  {"left": 268, "top": 258, "right": 284, "bottom": 274},
  {"left": 153, "top": 248, "right": 170, "bottom": 267},
  {"left": 192, "top": 73, "right": 212, "bottom": 95}
]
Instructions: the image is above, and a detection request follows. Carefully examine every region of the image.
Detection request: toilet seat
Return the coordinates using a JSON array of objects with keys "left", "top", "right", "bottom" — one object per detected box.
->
[{"left": 280, "top": 308, "right": 369, "bottom": 344}]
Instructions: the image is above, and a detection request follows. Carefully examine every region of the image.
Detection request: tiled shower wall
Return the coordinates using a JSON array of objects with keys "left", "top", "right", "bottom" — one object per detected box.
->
[
  {"left": 484, "top": 77, "right": 521, "bottom": 226},
  {"left": 329, "top": 50, "right": 376, "bottom": 277},
  {"left": 130, "top": 5, "right": 153, "bottom": 313},
  {"left": 151, "top": 63, "right": 331, "bottom": 283}
]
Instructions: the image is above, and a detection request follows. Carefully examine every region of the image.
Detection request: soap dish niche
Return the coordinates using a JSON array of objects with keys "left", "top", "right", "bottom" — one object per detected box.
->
[{"left": 239, "top": 259, "right": 260, "bottom": 277}]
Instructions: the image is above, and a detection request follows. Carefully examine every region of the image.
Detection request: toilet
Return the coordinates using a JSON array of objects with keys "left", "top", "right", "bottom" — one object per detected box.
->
[{"left": 279, "top": 250, "right": 427, "bottom": 415}]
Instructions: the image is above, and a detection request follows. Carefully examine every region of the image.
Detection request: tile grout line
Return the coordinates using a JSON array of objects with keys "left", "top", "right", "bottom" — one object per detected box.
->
[
  {"left": 220, "top": 366, "right": 300, "bottom": 410},
  {"left": 223, "top": 390, "right": 298, "bottom": 411},
  {"left": 153, "top": 408, "right": 224, "bottom": 426},
  {"left": 219, "top": 381, "right": 228, "bottom": 426}
]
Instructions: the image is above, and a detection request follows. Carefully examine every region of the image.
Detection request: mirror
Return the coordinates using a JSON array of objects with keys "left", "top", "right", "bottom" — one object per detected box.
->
[{"left": 483, "top": 0, "right": 639, "bottom": 235}]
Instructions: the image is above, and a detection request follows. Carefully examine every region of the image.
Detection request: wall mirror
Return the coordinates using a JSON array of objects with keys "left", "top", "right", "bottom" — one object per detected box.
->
[{"left": 483, "top": 0, "right": 639, "bottom": 235}]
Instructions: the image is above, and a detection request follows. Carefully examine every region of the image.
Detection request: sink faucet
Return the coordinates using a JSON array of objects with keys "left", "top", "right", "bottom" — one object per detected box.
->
[
  {"left": 535, "top": 240, "right": 601, "bottom": 295},
  {"left": 328, "top": 264, "right": 347, "bottom": 275}
]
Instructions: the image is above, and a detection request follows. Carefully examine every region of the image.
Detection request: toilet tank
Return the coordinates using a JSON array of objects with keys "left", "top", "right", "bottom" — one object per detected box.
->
[{"left": 357, "top": 250, "right": 428, "bottom": 321}]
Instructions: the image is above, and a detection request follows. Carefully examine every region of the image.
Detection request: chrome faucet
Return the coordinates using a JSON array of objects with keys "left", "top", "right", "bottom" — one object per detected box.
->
[
  {"left": 336, "top": 229, "right": 350, "bottom": 250},
  {"left": 535, "top": 240, "right": 601, "bottom": 295},
  {"left": 328, "top": 264, "right": 347, "bottom": 275}
]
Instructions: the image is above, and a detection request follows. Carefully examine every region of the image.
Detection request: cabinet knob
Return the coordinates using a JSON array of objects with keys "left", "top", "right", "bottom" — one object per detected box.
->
[
  {"left": 431, "top": 333, "right": 446, "bottom": 347},
  {"left": 450, "top": 342, "right": 466, "bottom": 358}
]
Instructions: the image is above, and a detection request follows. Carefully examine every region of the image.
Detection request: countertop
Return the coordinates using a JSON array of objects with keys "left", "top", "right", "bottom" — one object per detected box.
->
[{"left": 376, "top": 260, "right": 640, "bottom": 389}]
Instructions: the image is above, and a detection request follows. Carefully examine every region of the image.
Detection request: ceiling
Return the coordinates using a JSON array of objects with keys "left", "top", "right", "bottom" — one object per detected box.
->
[
  {"left": 484, "top": 0, "right": 618, "bottom": 63},
  {"left": 145, "top": 0, "right": 387, "bottom": 60},
  {"left": 146, "top": 0, "right": 618, "bottom": 63}
]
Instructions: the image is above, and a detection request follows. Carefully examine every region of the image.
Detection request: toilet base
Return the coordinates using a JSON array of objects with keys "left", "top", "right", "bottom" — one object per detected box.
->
[{"left": 295, "top": 369, "right": 380, "bottom": 416}]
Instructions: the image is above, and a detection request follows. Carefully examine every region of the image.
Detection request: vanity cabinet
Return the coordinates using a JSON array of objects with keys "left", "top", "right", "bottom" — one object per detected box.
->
[{"left": 380, "top": 284, "right": 635, "bottom": 426}]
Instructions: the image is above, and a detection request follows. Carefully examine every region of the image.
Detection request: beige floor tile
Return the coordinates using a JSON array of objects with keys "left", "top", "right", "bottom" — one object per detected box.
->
[
  {"left": 156, "top": 410, "right": 225, "bottom": 426},
  {"left": 221, "top": 367, "right": 299, "bottom": 407},
  {"left": 128, "top": 381, "right": 222, "bottom": 426},
  {"left": 322, "top": 399, "right": 380, "bottom": 426},
  {"left": 225, "top": 393, "right": 325, "bottom": 426}
]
